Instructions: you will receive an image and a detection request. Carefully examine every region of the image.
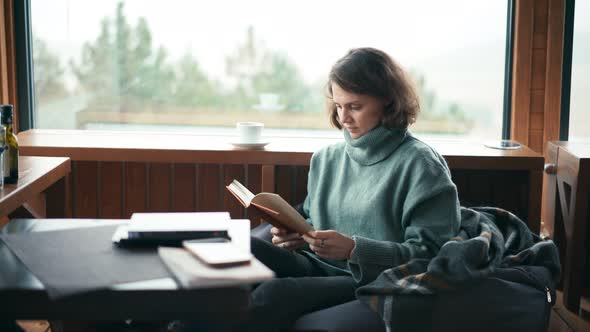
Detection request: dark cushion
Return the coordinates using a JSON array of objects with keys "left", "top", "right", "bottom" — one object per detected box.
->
[
  {"left": 291, "top": 300, "right": 385, "bottom": 332},
  {"left": 369, "top": 266, "right": 554, "bottom": 332}
]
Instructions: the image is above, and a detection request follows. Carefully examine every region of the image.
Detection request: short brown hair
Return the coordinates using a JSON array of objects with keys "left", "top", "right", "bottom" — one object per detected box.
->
[{"left": 327, "top": 48, "right": 420, "bottom": 129}]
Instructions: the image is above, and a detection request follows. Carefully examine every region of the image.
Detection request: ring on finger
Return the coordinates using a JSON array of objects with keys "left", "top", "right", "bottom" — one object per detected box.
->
[{"left": 320, "top": 238, "right": 325, "bottom": 248}]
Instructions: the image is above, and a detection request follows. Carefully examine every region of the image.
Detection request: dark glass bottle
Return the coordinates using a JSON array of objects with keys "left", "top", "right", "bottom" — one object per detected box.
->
[{"left": 1, "top": 105, "right": 18, "bottom": 184}]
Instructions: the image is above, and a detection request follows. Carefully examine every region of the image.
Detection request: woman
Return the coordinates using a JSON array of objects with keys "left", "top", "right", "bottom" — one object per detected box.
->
[{"left": 245, "top": 47, "right": 462, "bottom": 332}]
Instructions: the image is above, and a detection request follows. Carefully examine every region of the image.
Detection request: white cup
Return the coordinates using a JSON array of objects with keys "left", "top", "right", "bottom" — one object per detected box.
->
[
  {"left": 259, "top": 93, "right": 280, "bottom": 108},
  {"left": 236, "top": 122, "right": 264, "bottom": 144}
]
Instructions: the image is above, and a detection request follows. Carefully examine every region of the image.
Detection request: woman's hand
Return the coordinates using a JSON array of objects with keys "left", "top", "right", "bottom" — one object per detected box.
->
[
  {"left": 271, "top": 226, "right": 305, "bottom": 251},
  {"left": 303, "top": 230, "right": 355, "bottom": 260}
]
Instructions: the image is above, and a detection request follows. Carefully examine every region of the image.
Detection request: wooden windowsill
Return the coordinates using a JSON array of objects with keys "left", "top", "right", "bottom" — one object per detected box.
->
[{"left": 18, "top": 129, "right": 544, "bottom": 170}]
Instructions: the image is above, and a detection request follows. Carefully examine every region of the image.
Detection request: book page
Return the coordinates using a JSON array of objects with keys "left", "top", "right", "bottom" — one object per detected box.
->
[{"left": 226, "top": 180, "right": 256, "bottom": 206}]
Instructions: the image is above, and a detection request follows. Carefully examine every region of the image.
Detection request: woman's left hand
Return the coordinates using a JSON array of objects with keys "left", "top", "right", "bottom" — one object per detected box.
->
[{"left": 302, "top": 230, "right": 355, "bottom": 260}]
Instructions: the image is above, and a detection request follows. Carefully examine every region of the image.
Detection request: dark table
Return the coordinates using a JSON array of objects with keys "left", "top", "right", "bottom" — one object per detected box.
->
[{"left": 0, "top": 219, "right": 250, "bottom": 324}]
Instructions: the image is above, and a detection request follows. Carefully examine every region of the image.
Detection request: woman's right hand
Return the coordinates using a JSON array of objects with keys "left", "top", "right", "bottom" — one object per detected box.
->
[{"left": 271, "top": 226, "right": 305, "bottom": 251}]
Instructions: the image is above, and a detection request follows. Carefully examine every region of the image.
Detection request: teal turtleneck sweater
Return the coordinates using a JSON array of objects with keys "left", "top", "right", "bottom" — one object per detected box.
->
[{"left": 301, "top": 125, "right": 461, "bottom": 284}]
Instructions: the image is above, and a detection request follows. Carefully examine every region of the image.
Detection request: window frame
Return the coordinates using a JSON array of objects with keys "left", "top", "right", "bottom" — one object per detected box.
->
[
  {"left": 559, "top": 0, "right": 576, "bottom": 141},
  {"left": 502, "top": 0, "right": 516, "bottom": 140},
  {"left": 14, "top": 0, "right": 35, "bottom": 132},
  {"left": 17, "top": 0, "right": 516, "bottom": 138}
]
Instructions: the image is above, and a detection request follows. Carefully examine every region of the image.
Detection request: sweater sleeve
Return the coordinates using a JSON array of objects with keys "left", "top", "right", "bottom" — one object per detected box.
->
[
  {"left": 301, "top": 152, "right": 317, "bottom": 222},
  {"left": 347, "top": 156, "right": 461, "bottom": 285}
]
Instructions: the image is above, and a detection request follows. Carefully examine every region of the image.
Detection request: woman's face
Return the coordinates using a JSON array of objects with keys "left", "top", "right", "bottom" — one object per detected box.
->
[{"left": 332, "top": 83, "right": 385, "bottom": 139}]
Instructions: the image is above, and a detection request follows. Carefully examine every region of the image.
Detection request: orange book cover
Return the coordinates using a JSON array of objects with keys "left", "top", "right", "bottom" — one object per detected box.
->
[{"left": 226, "top": 180, "right": 314, "bottom": 235}]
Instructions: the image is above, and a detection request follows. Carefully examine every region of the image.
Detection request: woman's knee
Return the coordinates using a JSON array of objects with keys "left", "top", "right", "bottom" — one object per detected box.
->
[
  {"left": 251, "top": 278, "right": 302, "bottom": 307},
  {"left": 251, "top": 236, "right": 274, "bottom": 256}
]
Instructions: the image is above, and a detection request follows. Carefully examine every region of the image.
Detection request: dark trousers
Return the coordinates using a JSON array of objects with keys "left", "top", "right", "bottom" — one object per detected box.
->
[
  {"left": 179, "top": 237, "right": 356, "bottom": 332},
  {"left": 245, "top": 237, "right": 357, "bottom": 332}
]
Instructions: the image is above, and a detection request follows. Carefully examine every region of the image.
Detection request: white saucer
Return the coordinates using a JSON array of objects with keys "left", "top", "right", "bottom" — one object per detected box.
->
[
  {"left": 483, "top": 140, "right": 522, "bottom": 150},
  {"left": 231, "top": 141, "right": 270, "bottom": 149}
]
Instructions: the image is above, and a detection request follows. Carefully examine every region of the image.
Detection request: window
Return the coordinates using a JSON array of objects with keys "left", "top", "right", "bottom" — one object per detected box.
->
[
  {"left": 568, "top": 0, "right": 590, "bottom": 142},
  {"left": 31, "top": 0, "right": 508, "bottom": 139}
]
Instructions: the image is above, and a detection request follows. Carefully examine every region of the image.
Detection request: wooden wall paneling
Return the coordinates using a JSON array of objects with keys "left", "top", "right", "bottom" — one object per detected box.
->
[
  {"left": 490, "top": 171, "right": 513, "bottom": 214},
  {"left": 72, "top": 161, "right": 99, "bottom": 218},
  {"left": 450, "top": 170, "right": 470, "bottom": 206},
  {"left": 543, "top": 0, "right": 565, "bottom": 148},
  {"left": 518, "top": 171, "right": 532, "bottom": 221},
  {"left": 223, "top": 164, "right": 246, "bottom": 219},
  {"left": 0, "top": 0, "right": 17, "bottom": 126},
  {"left": 543, "top": 143, "right": 559, "bottom": 237},
  {"left": 275, "top": 166, "right": 295, "bottom": 205},
  {"left": 246, "top": 165, "right": 262, "bottom": 196},
  {"left": 45, "top": 173, "right": 71, "bottom": 218},
  {"left": 530, "top": 112, "right": 544, "bottom": 131},
  {"left": 452, "top": 170, "right": 533, "bottom": 226},
  {"left": 556, "top": 150, "right": 590, "bottom": 312},
  {"left": 511, "top": 0, "right": 535, "bottom": 145},
  {"left": 124, "top": 162, "right": 148, "bottom": 218},
  {"left": 172, "top": 163, "right": 196, "bottom": 212},
  {"left": 505, "top": 170, "right": 530, "bottom": 222},
  {"left": 458, "top": 170, "right": 496, "bottom": 209},
  {"left": 540, "top": 0, "right": 566, "bottom": 244},
  {"left": 486, "top": 171, "right": 506, "bottom": 206},
  {"left": 244, "top": 165, "right": 262, "bottom": 226},
  {"left": 585, "top": 194, "right": 590, "bottom": 298},
  {"left": 98, "top": 162, "right": 124, "bottom": 218},
  {"left": 491, "top": 171, "right": 515, "bottom": 214},
  {"left": 261, "top": 165, "right": 275, "bottom": 193},
  {"left": 294, "top": 166, "right": 309, "bottom": 206},
  {"left": 527, "top": 169, "right": 543, "bottom": 233},
  {"left": 529, "top": 129, "right": 545, "bottom": 153},
  {"left": 531, "top": 49, "right": 547, "bottom": 90},
  {"left": 511, "top": 0, "right": 566, "bottom": 156},
  {"left": 4, "top": 0, "right": 16, "bottom": 113},
  {"left": 531, "top": 89, "right": 546, "bottom": 113},
  {"left": 533, "top": 0, "right": 549, "bottom": 35},
  {"left": 198, "top": 164, "right": 222, "bottom": 212},
  {"left": 147, "top": 163, "right": 173, "bottom": 212},
  {"left": 509, "top": 0, "right": 566, "bottom": 157},
  {"left": 0, "top": 0, "right": 8, "bottom": 102}
]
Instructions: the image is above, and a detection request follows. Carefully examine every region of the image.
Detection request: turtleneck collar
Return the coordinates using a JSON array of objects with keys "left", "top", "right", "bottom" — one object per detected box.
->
[{"left": 343, "top": 125, "right": 408, "bottom": 166}]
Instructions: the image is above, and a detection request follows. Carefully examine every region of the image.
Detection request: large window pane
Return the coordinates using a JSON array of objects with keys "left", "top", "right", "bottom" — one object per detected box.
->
[
  {"left": 569, "top": 1, "right": 590, "bottom": 142},
  {"left": 31, "top": 0, "right": 507, "bottom": 139}
]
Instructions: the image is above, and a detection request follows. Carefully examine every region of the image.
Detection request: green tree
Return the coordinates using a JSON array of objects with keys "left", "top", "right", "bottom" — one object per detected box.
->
[
  {"left": 173, "top": 52, "right": 221, "bottom": 108},
  {"left": 411, "top": 71, "right": 473, "bottom": 131},
  {"left": 225, "top": 26, "right": 267, "bottom": 108},
  {"left": 33, "top": 36, "right": 67, "bottom": 102},
  {"left": 413, "top": 73, "right": 436, "bottom": 114},
  {"left": 70, "top": 2, "right": 175, "bottom": 111},
  {"left": 252, "top": 52, "right": 313, "bottom": 112},
  {"left": 225, "top": 26, "right": 319, "bottom": 112}
]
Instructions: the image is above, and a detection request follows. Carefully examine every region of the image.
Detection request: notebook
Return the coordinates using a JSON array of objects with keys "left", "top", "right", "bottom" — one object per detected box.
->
[
  {"left": 112, "top": 212, "right": 231, "bottom": 247},
  {"left": 159, "top": 247, "right": 274, "bottom": 288}
]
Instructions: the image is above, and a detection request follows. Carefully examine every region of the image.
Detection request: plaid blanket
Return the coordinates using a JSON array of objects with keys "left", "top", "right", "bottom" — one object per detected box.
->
[{"left": 356, "top": 207, "right": 561, "bottom": 329}]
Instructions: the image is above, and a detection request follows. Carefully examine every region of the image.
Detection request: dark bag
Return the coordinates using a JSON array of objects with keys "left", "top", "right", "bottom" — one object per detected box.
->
[{"left": 388, "top": 265, "right": 555, "bottom": 332}]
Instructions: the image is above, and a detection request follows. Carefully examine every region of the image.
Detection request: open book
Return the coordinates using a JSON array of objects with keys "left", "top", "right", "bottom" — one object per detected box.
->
[{"left": 226, "top": 179, "right": 315, "bottom": 235}]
